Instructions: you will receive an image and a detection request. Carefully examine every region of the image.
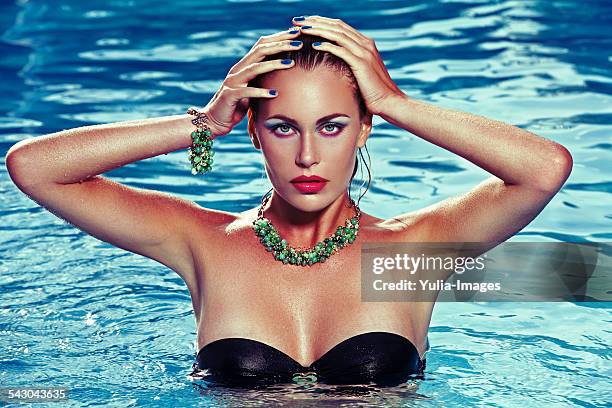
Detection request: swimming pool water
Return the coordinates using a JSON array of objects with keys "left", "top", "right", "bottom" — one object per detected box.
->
[{"left": 0, "top": 0, "right": 610, "bottom": 406}]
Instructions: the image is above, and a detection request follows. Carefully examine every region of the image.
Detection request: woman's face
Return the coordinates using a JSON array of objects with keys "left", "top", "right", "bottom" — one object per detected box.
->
[{"left": 249, "top": 66, "right": 372, "bottom": 213}]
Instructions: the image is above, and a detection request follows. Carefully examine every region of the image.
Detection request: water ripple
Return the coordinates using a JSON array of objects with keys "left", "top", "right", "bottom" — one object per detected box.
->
[{"left": 0, "top": 0, "right": 610, "bottom": 406}]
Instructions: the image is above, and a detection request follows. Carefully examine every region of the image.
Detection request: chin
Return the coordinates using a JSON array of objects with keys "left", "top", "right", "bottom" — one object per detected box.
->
[
  {"left": 294, "top": 197, "right": 331, "bottom": 213},
  {"left": 282, "top": 188, "right": 337, "bottom": 213}
]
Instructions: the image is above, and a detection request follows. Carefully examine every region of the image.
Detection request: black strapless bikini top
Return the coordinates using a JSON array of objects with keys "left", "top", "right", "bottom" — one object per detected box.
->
[{"left": 192, "top": 331, "right": 428, "bottom": 386}]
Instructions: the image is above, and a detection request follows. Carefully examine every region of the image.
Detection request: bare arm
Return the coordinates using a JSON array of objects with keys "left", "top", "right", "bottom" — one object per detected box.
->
[
  {"left": 283, "top": 16, "right": 572, "bottom": 249},
  {"left": 6, "top": 113, "right": 220, "bottom": 188},
  {"left": 381, "top": 95, "right": 572, "bottom": 192},
  {"left": 380, "top": 95, "right": 572, "bottom": 248},
  {"left": 5, "top": 26, "right": 307, "bottom": 286},
  {"left": 5, "top": 113, "right": 229, "bottom": 284}
]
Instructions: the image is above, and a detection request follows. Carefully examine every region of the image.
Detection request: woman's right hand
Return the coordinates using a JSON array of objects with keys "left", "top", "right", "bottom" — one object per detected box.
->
[{"left": 201, "top": 28, "right": 304, "bottom": 137}]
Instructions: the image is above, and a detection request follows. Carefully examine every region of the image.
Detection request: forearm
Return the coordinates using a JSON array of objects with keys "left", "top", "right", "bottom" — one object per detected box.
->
[
  {"left": 379, "top": 95, "right": 572, "bottom": 191},
  {"left": 6, "top": 113, "right": 211, "bottom": 187}
]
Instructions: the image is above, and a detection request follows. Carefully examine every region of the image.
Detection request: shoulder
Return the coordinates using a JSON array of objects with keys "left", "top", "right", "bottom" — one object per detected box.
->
[
  {"left": 179, "top": 201, "right": 239, "bottom": 242},
  {"left": 188, "top": 205, "right": 261, "bottom": 239},
  {"left": 370, "top": 207, "right": 437, "bottom": 242},
  {"left": 193, "top": 206, "right": 436, "bottom": 241}
]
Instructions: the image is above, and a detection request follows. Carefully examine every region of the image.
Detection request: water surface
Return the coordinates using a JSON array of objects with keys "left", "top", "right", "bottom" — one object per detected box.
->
[{"left": 0, "top": 0, "right": 610, "bottom": 406}]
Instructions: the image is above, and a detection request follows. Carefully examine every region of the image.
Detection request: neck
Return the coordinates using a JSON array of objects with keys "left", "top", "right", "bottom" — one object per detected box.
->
[{"left": 263, "top": 190, "right": 356, "bottom": 248}]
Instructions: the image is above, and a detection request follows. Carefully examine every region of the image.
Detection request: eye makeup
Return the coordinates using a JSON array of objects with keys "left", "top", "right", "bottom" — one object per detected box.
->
[
  {"left": 264, "top": 114, "right": 351, "bottom": 137},
  {"left": 268, "top": 121, "right": 348, "bottom": 137}
]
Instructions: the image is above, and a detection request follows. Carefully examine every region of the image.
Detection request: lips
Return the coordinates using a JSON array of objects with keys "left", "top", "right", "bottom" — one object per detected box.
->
[
  {"left": 291, "top": 175, "right": 329, "bottom": 183},
  {"left": 291, "top": 175, "right": 329, "bottom": 194}
]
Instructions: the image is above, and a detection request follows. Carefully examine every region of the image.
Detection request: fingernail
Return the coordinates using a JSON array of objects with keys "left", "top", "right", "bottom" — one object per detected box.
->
[
  {"left": 293, "top": 16, "right": 305, "bottom": 21},
  {"left": 288, "top": 29, "right": 299, "bottom": 34},
  {"left": 290, "top": 41, "right": 302, "bottom": 46},
  {"left": 281, "top": 59, "right": 293, "bottom": 64},
  {"left": 301, "top": 25, "right": 312, "bottom": 30},
  {"left": 312, "top": 41, "right": 321, "bottom": 46},
  {"left": 269, "top": 89, "right": 277, "bottom": 96}
]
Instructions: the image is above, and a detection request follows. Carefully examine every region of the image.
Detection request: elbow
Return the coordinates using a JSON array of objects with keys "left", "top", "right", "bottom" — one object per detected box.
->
[
  {"left": 536, "top": 143, "right": 573, "bottom": 193},
  {"left": 5, "top": 141, "right": 25, "bottom": 176},
  {"left": 5, "top": 140, "right": 36, "bottom": 191},
  {"left": 6, "top": 138, "right": 34, "bottom": 165}
]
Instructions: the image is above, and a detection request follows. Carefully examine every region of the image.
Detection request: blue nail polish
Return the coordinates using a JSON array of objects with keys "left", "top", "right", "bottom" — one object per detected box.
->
[
  {"left": 281, "top": 59, "right": 293, "bottom": 64},
  {"left": 312, "top": 41, "right": 321, "bottom": 46},
  {"left": 293, "top": 16, "right": 305, "bottom": 21},
  {"left": 290, "top": 41, "right": 302, "bottom": 46},
  {"left": 301, "top": 25, "right": 312, "bottom": 29},
  {"left": 269, "top": 89, "right": 277, "bottom": 96},
  {"left": 288, "top": 29, "right": 299, "bottom": 34}
]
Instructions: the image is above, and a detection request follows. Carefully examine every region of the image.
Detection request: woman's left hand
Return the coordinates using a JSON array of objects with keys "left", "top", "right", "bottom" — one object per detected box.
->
[{"left": 290, "top": 15, "right": 405, "bottom": 116}]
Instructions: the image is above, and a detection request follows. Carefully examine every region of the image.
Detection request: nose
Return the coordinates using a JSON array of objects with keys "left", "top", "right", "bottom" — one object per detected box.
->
[{"left": 295, "top": 132, "right": 319, "bottom": 168}]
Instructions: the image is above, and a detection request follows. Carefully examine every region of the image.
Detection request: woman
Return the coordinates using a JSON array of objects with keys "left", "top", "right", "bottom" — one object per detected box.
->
[{"left": 5, "top": 15, "right": 572, "bottom": 387}]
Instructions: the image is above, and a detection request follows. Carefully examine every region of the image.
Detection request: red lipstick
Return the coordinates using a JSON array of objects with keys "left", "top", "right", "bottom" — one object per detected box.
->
[{"left": 290, "top": 175, "right": 329, "bottom": 194}]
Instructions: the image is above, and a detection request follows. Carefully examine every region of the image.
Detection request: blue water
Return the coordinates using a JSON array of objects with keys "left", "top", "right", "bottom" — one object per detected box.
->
[{"left": 1, "top": 0, "right": 610, "bottom": 406}]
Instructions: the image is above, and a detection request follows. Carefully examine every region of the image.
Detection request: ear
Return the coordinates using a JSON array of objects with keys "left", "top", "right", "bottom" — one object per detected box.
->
[
  {"left": 356, "top": 112, "right": 373, "bottom": 148},
  {"left": 247, "top": 108, "right": 261, "bottom": 150}
]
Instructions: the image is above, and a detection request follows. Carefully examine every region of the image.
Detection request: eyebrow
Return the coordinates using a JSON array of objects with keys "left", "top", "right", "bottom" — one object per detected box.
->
[{"left": 264, "top": 113, "right": 351, "bottom": 125}]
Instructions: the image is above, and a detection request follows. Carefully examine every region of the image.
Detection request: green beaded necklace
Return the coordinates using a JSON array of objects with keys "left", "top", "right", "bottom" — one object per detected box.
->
[{"left": 252, "top": 190, "right": 362, "bottom": 266}]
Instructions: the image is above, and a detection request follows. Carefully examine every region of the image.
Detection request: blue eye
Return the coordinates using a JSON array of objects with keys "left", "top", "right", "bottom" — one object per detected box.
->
[
  {"left": 270, "top": 122, "right": 346, "bottom": 137},
  {"left": 270, "top": 124, "right": 294, "bottom": 136},
  {"left": 321, "top": 122, "right": 345, "bottom": 136}
]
